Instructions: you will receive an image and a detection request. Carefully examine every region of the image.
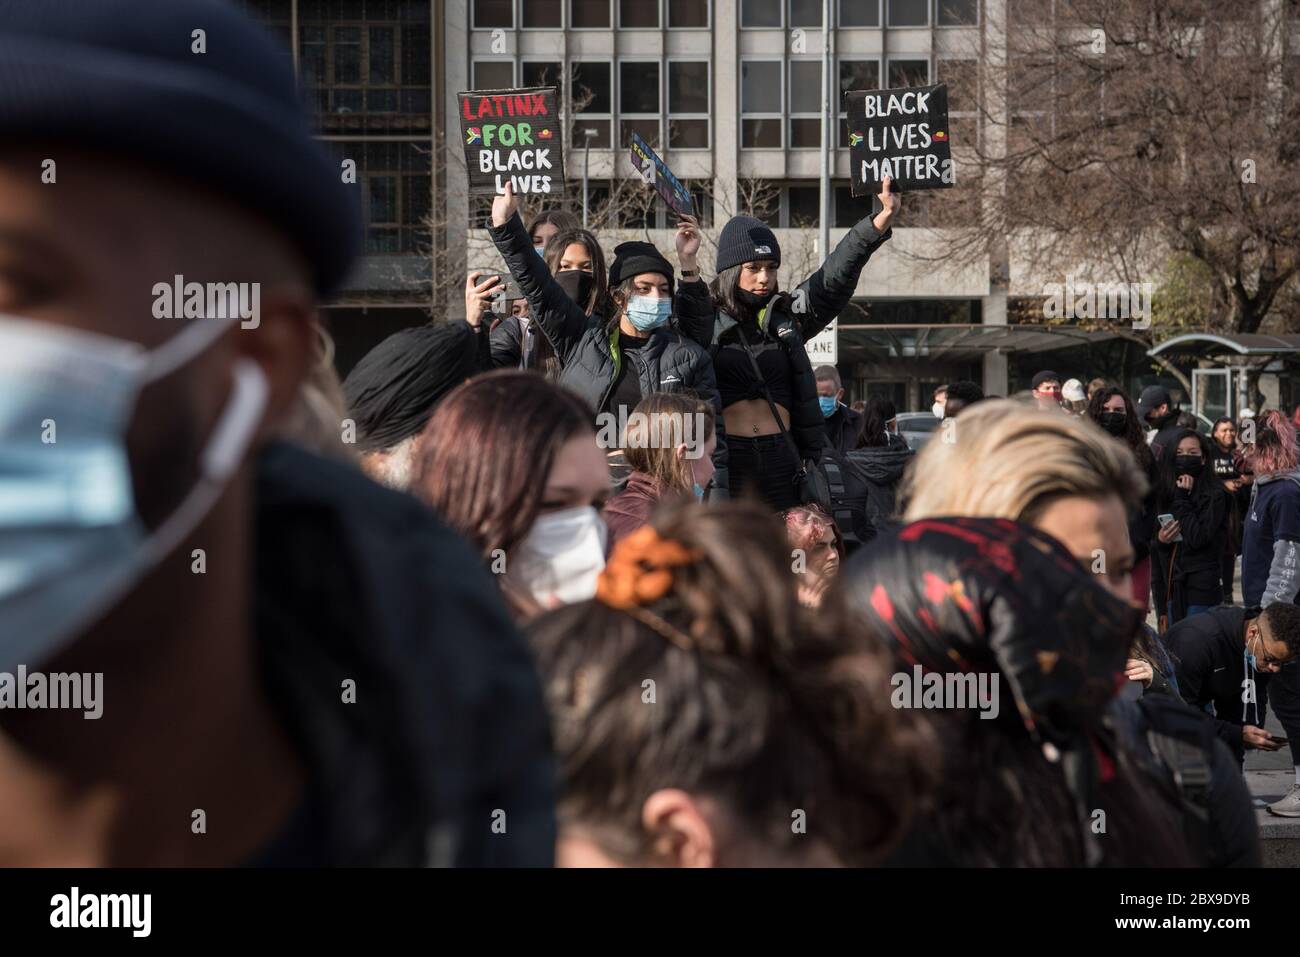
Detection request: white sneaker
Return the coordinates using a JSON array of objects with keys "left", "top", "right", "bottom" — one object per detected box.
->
[{"left": 1267, "top": 783, "right": 1300, "bottom": 817}]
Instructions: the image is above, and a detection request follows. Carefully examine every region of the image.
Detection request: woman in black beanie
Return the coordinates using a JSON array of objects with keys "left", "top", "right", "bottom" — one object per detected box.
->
[
  {"left": 488, "top": 183, "right": 729, "bottom": 494},
  {"left": 707, "top": 177, "right": 899, "bottom": 510}
]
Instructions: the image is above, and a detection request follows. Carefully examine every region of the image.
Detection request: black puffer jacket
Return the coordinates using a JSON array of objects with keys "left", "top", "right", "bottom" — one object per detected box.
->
[
  {"left": 488, "top": 212, "right": 728, "bottom": 493},
  {"left": 710, "top": 216, "right": 891, "bottom": 462},
  {"left": 846, "top": 439, "right": 914, "bottom": 530},
  {"left": 1152, "top": 481, "right": 1228, "bottom": 621}
]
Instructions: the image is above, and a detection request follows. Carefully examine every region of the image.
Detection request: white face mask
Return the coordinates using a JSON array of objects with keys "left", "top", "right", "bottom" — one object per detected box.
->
[
  {"left": 932, "top": 401, "right": 945, "bottom": 419},
  {"left": 0, "top": 314, "right": 269, "bottom": 670},
  {"left": 508, "top": 505, "right": 607, "bottom": 607}
]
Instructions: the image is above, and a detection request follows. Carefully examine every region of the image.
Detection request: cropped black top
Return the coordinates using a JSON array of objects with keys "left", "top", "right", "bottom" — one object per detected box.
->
[{"left": 713, "top": 339, "right": 796, "bottom": 411}]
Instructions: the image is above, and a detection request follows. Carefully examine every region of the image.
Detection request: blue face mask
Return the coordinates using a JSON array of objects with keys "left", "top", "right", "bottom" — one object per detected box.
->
[
  {"left": 625, "top": 295, "right": 672, "bottom": 332},
  {"left": 693, "top": 482, "right": 706, "bottom": 501},
  {"left": 819, "top": 396, "right": 838, "bottom": 418},
  {"left": 0, "top": 314, "right": 269, "bottom": 671},
  {"left": 534, "top": 245, "right": 547, "bottom": 258}
]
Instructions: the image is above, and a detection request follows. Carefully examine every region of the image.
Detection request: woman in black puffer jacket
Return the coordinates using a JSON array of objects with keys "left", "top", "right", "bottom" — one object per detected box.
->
[
  {"left": 845, "top": 395, "right": 914, "bottom": 535},
  {"left": 706, "top": 178, "right": 899, "bottom": 510},
  {"left": 1152, "top": 429, "right": 1229, "bottom": 627},
  {"left": 487, "top": 182, "right": 728, "bottom": 493}
]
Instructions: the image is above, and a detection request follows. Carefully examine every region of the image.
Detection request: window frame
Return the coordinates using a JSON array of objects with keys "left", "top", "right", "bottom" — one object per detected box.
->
[
  {"left": 667, "top": 0, "right": 712, "bottom": 29},
  {"left": 837, "top": 0, "right": 880, "bottom": 27},
  {"left": 886, "top": 56, "right": 931, "bottom": 89},
  {"left": 886, "top": 0, "right": 930, "bottom": 27},
  {"left": 471, "top": 0, "right": 515, "bottom": 30},
  {"left": 668, "top": 58, "right": 712, "bottom": 150},
  {"left": 786, "top": 57, "right": 825, "bottom": 150},
  {"left": 471, "top": 58, "right": 516, "bottom": 91},
  {"left": 618, "top": 57, "right": 664, "bottom": 150},
  {"left": 740, "top": 0, "right": 783, "bottom": 30},
  {"left": 836, "top": 57, "right": 879, "bottom": 149},
  {"left": 618, "top": 0, "right": 661, "bottom": 29},
  {"left": 569, "top": 0, "right": 614, "bottom": 30},
  {"left": 787, "top": 0, "right": 823, "bottom": 28},
  {"left": 740, "top": 58, "right": 785, "bottom": 149},
  {"left": 571, "top": 59, "right": 614, "bottom": 149},
  {"left": 934, "top": 0, "right": 979, "bottom": 27}
]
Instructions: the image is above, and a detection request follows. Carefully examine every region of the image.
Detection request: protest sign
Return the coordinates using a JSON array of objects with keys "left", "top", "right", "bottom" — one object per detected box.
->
[
  {"left": 846, "top": 83, "right": 954, "bottom": 195},
  {"left": 628, "top": 131, "right": 695, "bottom": 218},
  {"left": 458, "top": 87, "right": 565, "bottom": 196}
]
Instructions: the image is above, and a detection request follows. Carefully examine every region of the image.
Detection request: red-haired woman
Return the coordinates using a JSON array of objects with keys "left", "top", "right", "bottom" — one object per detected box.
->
[
  {"left": 414, "top": 370, "right": 610, "bottom": 620},
  {"left": 782, "top": 504, "right": 844, "bottom": 607}
]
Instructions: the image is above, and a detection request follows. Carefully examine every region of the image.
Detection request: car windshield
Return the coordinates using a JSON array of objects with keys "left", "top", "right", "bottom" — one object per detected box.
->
[{"left": 899, "top": 415, "right": 940, "bottom": 433}]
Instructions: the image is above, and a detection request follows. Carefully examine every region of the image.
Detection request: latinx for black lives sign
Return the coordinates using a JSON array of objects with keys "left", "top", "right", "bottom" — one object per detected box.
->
[
  {"left": 458, "top": 87, "right": 565, "bottom": 196},
  {"left": 846, "top": 83, "right": 954, "bottom": 195}
]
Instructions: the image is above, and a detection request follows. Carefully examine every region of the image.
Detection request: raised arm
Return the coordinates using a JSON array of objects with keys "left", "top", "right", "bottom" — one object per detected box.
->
[
  {"left": 792, "top": 176, "right": 899, "bottom": 341},
  {"left": 487, "top": 182, "right": 590, "bottom": 362},
  {"left": 671, "top": 214, "right": 715, "bottom": 349}
]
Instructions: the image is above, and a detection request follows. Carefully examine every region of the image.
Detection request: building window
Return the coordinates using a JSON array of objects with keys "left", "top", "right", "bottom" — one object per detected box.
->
[
  {"left": 887, "top": 58, "right": 929, "bottom": 88},
  {"left": 788, "top": 59, "right": 823, "bottom": 149},
  {"left": 742, "top": 0, "right": 782, "bottom": 28},
  {"left": 523, "top": 0, "right": 564, "bottom": 27},
  {"left": 839, "top": 0, "right": 879, "bottom": 26},
  {"left": 300, "top": 4, "right": 432, "bottom": 133},
  {"left": 338, "top": 141, "right": 431, "bottom": 254},
  {"left": 473, "top": 0, "right": 513, "bottom": 28},
  {"left": 741, "top": 59, "right": 783, "bottom": 147},
  {"left": 620, "top": 60, "right": 661, "bottom": 147},
  {"left": 620, "top": 0, "right": 660, "bottom": 27},
  {"left": 573, "top": 61, "right": 613, "bottom": 148},
  {"left": 786, "top": 184, "right": 820, "bottom": 227},
  {"left": 472, "top": 60, "right": 514, "bottom": 89},
  {"left": 521, "top": 60, "right": 565, "bottom": 93},
  {"left": 937, "top": 57, "right": 977, "bottom": 146},
  {"left": 936, "top": 0, "right": 978, "bottom": 26},
  {"left": 571, "top": 0, "right": 612, "bottom": 28},
  {"left": 838, "top": 58, "right": 879, "bottom": 147},
  {"left": 669, "top": 60, "right": 711, "bottom": 148},
  {"left": 888, "top": 0, "right": 928, "bottom": 26},
  {"left": 834, "top": 182, "right": 871, "bottom": 228},
  {"left": 669, "top": 0, "right": 710, "bottom": 27},
  {"left": 789, "top": 0, "right": 822, "bottom": 26}
]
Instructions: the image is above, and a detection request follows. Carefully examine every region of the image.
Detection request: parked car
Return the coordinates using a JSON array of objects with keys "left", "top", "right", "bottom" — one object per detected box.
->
[{"left": 894, "top": 411, "right": 941, "bottom": 451}]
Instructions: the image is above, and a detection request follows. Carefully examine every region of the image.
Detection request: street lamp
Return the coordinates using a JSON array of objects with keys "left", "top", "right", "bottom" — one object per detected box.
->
[{"left": 581, "top": 128, "right": 598, "bottom": 228}]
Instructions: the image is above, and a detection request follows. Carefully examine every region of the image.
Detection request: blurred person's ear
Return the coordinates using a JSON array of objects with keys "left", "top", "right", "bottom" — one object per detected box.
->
[
  {"left": 228, "top": 282, "right": 316, "bottom": 436},
  {"left": 642, "top": 789, "right": 716, "bottom": 868}
]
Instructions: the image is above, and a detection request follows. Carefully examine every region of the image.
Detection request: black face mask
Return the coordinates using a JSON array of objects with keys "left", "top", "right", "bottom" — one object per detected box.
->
[
  {"left": 1175, "top": 456, "right": 1204, "bottom": 477},
  {"left": 735, "top": 287, "right": 775, "bottom": 312},
  {"left": 555, "top": 269, "right": 595, "bottom": 310},
  {"left": 1098, "top": 412, "right": 1127, "bottom": 437}
]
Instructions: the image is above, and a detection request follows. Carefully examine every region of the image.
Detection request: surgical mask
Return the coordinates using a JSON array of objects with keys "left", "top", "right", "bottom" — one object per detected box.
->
[
  {"left": 625, "top": 295, "right": 671, "bottom": 332},
  {"left": 693, "top": 483, "right": 706, "bottom": 501},
  {"left": 508, "top": 505, "right": 607, "bottom": 606},
  {"left": 819, "top": 396, "right": 838, "bottom": 418},
  {"left": 0, "top": 314, "right": 269, "bottom": 671},
  {"left": 534, "top": 245, "right": 547, "bottom": 258},
  {"left": 932, "top": 401, "right": 945, "bottom": 419},
  {"left": 1098, "top": 411, "right": 1127, "bottom": 437},
  {"left": 1175, "top": 456, "right": 1203, "bottom": 477},
  {"left": 555, "top": 268, "right": 595, "bottom": 309}
]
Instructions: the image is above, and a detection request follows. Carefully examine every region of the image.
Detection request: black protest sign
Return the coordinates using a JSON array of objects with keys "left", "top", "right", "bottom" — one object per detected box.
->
[
  {"left": 846, "top": 83, "right": 954, "bottom": 195},
  {"left": 458, "top": 87, "right": 565, "bottom": 196},
  {"left": 628, "top": 131, "right": 694, "bottom": 218}
]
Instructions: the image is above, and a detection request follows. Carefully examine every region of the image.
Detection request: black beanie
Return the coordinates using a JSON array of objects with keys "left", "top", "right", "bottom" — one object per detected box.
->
[
  {"left": 609, "top": 241, "right": 674, "bottom": 295},
  {"left": 715, "top": 216, "right": 781, "bottom": 273},
  {"left": 0, "top": 0, "right": 361, "bottom": 298}
]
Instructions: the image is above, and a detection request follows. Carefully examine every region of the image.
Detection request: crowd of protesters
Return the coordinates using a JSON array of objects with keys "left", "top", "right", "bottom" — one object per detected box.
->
[{"left": 5, "top": 0, "right": 1300, "bottom": 871}]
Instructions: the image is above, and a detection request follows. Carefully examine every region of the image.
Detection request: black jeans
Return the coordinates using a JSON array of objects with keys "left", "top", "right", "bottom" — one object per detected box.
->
[{"left": 728, "top": 434, "right": 801, "bottom": 511}]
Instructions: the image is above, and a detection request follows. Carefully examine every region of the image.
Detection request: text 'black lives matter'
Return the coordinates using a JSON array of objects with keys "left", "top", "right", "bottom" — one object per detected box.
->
[
  {"left": 459, "top": 86, "right": 565, "bottom": 196},
  {"left": 628, "top": 131, "right": 695, "bottom": 218},
  {"left": 847, "top": 83, "right": 955, "bottom": 195}
]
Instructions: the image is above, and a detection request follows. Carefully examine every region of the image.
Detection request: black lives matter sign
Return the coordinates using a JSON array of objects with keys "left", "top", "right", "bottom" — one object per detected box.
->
[
  {"left": 458, "top": 86, "right": 565, "bottom": 196},
  {"left": 846, "top": 83, "right": 954, "bottom": 195}
]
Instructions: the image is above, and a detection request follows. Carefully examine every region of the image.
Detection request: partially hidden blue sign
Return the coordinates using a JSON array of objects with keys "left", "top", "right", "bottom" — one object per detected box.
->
[{"left": 628, "top": 131, "right": 695, "bottom": 217}]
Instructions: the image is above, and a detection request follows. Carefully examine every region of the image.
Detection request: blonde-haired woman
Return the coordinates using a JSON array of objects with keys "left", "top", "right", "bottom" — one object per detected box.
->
[{"left": 602, "top": 393, "right": 717, "bottom": 548}]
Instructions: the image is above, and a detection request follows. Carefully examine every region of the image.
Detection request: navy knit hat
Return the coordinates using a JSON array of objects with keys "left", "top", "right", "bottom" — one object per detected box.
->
[
  {"left": 609, "top": 241, "right": 674, "bottom": 296},
  {"left": 715, "top": 215, "right": 781, "bottom": 273},
  {"left": 0, "top": 0, "right": 361, "bottom": 297}
]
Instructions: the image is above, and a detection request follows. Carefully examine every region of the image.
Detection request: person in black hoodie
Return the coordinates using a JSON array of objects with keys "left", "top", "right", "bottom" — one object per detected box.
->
[
  {"left": 846, "top": 395, "right": 914, "bottom": 535},
  {"left": 1153, "top": 430, "right": 1230, "bottom": 627},
  {"left": 707, "top": 178, "right": 899, "bottom": 509},
  {"left": 1088, "top": 386, "right": 1158, "bottom": 610},
  {"left": 488, "top": 183, "right": 728, "bottom": 494},
  {"left": 814, "top": 364, "right": 862, "bottom": 455},
  {"left": 1165, "top": 603, "right": 1300, "bottom": 765}
]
